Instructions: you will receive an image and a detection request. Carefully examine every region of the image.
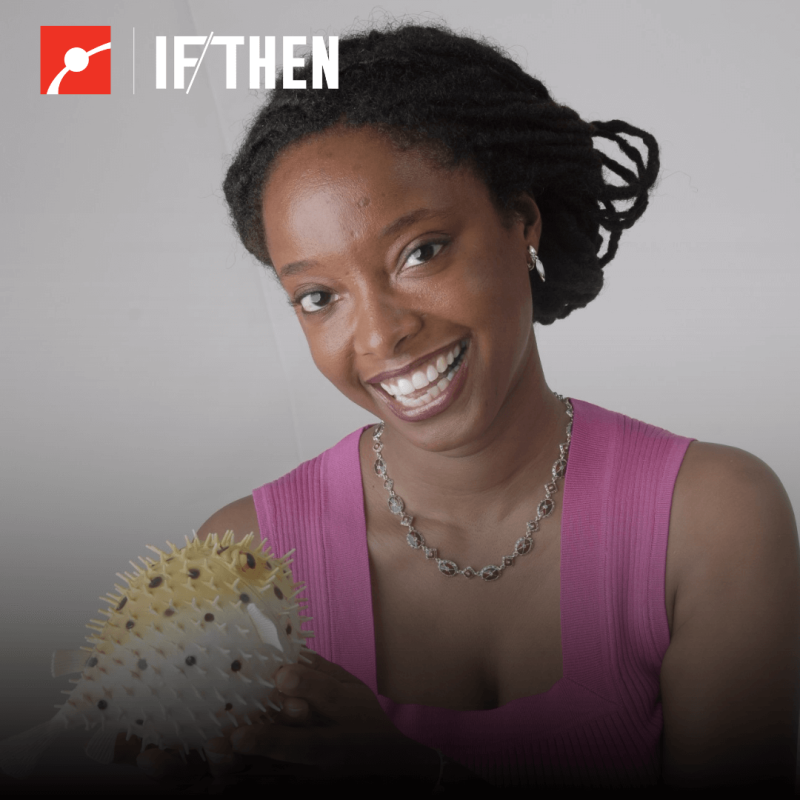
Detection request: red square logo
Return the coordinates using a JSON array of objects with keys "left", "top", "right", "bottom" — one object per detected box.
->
[{"left": 40, "top": 26, "right": 111, "bottom": 95}]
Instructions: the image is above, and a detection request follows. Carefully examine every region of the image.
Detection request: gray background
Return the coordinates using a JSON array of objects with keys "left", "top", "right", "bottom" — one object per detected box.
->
[{"left": 1, "top": 0, "right": 798, "bottom": 777}]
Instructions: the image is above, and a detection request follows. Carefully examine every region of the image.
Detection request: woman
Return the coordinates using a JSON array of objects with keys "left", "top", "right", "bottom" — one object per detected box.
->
[{"left": 131, "top": 23, "right": 799, "bottom": 792}]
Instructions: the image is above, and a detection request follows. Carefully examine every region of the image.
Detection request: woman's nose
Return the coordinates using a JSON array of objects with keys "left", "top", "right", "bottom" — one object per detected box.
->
[{"left": 353, "top": 289, "right": 423, "bottom": 357}]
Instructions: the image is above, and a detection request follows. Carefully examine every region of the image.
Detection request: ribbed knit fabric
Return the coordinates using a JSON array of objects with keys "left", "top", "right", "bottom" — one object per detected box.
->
[{"left": 252, "top": 398, "right": 694, "bottom": 787}]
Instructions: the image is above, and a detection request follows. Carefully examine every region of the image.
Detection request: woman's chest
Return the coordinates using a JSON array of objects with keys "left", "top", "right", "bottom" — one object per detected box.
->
[{"left": 367, "top": 514, "right": 564, "bottom": 711}]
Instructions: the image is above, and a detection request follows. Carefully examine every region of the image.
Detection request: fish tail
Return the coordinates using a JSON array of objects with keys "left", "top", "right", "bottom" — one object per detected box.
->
[{"left": 0, "top": 718, "right": 61, "bottom": 779}]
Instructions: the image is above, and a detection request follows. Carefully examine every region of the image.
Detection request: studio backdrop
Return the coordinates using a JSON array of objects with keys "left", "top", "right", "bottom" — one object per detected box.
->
[{"left": 1, "top": 0, "right": 798, "bottom": 777}]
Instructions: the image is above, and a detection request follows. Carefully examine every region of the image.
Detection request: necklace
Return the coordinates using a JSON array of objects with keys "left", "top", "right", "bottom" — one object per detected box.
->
[{"left": 371, "top": 392, "right": 573, "bottom": 582}]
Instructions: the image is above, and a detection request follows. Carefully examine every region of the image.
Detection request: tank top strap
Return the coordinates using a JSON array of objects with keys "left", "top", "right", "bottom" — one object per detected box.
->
[
  {"left": 252, "top": 425, "right": 378, "bottom": 690},
  {"left": 562, "top": 399, "right": 694, "bottom": 698}
]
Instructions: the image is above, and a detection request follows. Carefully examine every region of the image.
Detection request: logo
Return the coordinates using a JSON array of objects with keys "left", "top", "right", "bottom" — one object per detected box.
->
[
  {"left": 155, "top": 35, "right": 338, "bottom": 91},
  {"left": 40, "top": 26, "right": 111, "bottom": 94}
]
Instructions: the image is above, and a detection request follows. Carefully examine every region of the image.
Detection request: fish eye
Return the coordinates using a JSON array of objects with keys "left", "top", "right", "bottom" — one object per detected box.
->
[
  {"left": 299, "top": 290, "right": 334, "bottom": 313},
  {"left": 405, "top": 242, "right": 444, "bottom": 267}
]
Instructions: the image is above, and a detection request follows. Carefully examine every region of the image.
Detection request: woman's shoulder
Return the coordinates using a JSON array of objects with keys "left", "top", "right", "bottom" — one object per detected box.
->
[
  {"left": 670, "top": 440, "right": 796, "bottom": 559},
  {"left": 667, "top": 440, "right": 798, "bottom": 622}
]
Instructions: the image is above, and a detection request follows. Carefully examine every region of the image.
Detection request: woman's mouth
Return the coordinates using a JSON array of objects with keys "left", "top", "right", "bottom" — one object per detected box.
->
[{"left": 369, "top": 339, "right": 469, "bottom": 421}]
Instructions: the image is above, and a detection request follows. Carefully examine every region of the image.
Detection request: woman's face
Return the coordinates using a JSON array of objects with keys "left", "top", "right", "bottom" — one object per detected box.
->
[{"left": 261, "top": 126, "right": 541, "bottom": 452}]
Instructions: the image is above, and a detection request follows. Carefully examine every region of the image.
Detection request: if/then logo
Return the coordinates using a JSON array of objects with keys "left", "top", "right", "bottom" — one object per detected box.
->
[
  {"left": 156, "top": 35, "right": 338, "bottom": 91},
  {"left": 40, "top": 26, "right": 111, "bottom": 94}
]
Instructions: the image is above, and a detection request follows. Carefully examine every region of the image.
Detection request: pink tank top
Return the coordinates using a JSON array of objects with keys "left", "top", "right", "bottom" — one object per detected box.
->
[{"left": 252, "top": 398, "right": 694, "bottom": 787}]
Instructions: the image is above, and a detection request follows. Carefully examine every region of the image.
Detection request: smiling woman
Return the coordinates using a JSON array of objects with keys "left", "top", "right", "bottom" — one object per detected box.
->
[
  {"left": 261, "top": 125, "right": 550, "bottom": 445},
  {"left": 131, "top": 22, "right": 798, "bottom": 793}
]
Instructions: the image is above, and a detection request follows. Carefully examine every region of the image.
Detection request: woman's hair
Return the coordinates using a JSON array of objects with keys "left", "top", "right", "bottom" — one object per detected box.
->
[{"left": 223, "top": 22, "right": 659, "bottom": 325}]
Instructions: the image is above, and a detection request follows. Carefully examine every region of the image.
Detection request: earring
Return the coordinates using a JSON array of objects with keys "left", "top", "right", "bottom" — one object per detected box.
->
[{"left": 527, "top": 245, "right": 545, "bottom": 282}]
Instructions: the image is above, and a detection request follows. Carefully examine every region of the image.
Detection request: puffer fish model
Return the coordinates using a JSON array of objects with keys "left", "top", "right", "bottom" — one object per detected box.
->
[{"left": 0, "top": 531, "right": 312, "bottom": 779}]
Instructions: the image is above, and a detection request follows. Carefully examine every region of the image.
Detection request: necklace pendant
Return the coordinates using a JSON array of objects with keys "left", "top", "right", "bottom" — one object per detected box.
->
[
  {"left": 515, "top": 536, "right": 534, "bottom": 556},
  {"left": 406, "top": 530, "right": 423, "bottom": 549},
  {"left": 480, "top": 565, "right": 502, "bottom": 581},
  {"left": 437, "top": 559, "right": 458, "bottom": 577},
  {"left": 537, "top": 497, "right": 555, "bottom": 518},
  {"left": 388, "top": 495, "right": 404, "bottom": 515}
]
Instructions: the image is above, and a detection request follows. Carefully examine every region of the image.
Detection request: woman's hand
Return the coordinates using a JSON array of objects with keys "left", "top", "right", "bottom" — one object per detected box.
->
[
  {"left": 222, "top": 650, "right": 438, "bottom": 781},
  {"left": 117, "top": 649, "right": 444, "bottom": 786}
]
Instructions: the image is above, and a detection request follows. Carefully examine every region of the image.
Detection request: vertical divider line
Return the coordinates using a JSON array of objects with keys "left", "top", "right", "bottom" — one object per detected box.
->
[{"left": 132, "top": 27, "right": 135, "bottom": 95}]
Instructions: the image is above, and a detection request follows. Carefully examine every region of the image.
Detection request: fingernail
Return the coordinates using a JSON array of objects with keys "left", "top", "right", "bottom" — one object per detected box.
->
[
  {"left": 284, "top": 701, "right": 305, "bottom": 718},
  {"left": 277, "top": 669, "right": 298, "bottom": 691}
]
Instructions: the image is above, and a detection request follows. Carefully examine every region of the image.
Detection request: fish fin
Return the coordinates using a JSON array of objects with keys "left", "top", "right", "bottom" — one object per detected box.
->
[
  {"left": 246, "top": 604, "right": 283, "bottom": 652},
  {"left": 84, "top": 728, "right": 118, "bottom": 765},
  {"left": 0, "top": 719, "right": 61, "bottom": 778},
  {"left": 51, "top": 649, "right": 89, "bottom": 677}
]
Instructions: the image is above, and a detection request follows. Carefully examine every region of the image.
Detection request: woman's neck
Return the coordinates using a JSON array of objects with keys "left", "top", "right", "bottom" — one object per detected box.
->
[{"left": 368, "top": 338, "right": 569, "bottom": 543}]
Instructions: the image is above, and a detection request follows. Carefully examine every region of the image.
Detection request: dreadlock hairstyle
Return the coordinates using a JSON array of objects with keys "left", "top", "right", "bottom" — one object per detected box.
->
[{"left": 223, "top": 22, "right": 659, "bottom": 325}]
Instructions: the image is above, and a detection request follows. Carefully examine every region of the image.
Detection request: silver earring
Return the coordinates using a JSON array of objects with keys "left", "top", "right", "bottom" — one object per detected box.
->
[{"left": 528, "top": 245, "right": 545, "bottom": 282}]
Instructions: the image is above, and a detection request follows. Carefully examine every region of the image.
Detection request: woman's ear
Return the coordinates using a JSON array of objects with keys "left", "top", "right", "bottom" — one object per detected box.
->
[{"left": 513, "top": 193, "right": 542, "bottom": 250}]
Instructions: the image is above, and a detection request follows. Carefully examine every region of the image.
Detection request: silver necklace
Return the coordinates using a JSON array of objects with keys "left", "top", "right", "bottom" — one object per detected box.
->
[{"left": 372, "top": 393, "right": 574, "bottom": 582}]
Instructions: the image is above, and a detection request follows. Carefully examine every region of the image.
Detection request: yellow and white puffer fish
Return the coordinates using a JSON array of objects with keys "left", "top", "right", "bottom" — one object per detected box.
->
[{"left": 0, "top": 531, "right": 312, "bottom": 779}]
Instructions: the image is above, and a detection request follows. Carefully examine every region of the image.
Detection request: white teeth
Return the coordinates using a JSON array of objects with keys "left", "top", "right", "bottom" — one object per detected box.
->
[
  {"left": 411, "top": 371, "right": 429, "bottom": 390},
  {"left": 397, "top": 377, "right": 414, "bottom": 396},
  {"left": 381, "top": 341, "right": 468, "bottom": 404}
]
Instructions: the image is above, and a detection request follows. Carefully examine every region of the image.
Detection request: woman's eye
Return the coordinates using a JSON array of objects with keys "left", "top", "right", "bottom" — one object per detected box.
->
[
  {"left": 405, "top": 242, "right": 444, "bottom": 267},
  {"left": 298, "top": 291, "right": 334, "bottom": 313}
]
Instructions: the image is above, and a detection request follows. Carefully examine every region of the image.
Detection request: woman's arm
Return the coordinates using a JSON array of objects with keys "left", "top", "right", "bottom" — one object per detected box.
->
[{"left": 660, "top": 442, "right": 800, "bottom": 789}]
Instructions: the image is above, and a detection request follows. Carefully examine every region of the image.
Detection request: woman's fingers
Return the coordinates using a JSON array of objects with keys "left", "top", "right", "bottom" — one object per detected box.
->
[
  {"left": 115, "top": 731, "right": 209, "bottom": 782},
  {"left": 203, "top": 736, "right": 249, "bottom": 778},
  {"left": 275, "top": 665, "right": 339, "bottom": 716},
  {"left": 135, "top": 746, "right": 206, "bottom": 781},
  {"left": 292, "top": 649, "right": 364, "bottom": 684},
  {"left": 228, "top": 720, "right": 408, "bottom": 780},
  {"left": 274, "top": 652, "right": 377, "bottom": 722},
  {"left": 124, "top": 652, "right": 395, "bottom": 782},
  {"left": 244, "top": 651, "right": 407, "bottom": 776},
  {"left": 113, "top": 731, "right": 142, "bottom": 764},
  {"left": 278, "top": 695, "right": 312, "bottom": 724},
  {"left": 230, "top": 722, "right": 328, "bottom": 766}
]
